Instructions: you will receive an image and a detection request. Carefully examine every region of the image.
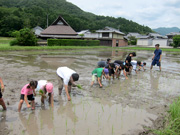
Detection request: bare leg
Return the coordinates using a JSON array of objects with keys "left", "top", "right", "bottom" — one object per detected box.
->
[
  {"left": 0, "top": 98, "right": 6, "bottom": 110},
  {"left": 18, "top": 100, "right": 24, "bottom": 112},
  {"left": 150, "top": 65, "right": 153, "bottom": 70},
  {"left": 31, "top": 100, "right": 35, "bottom": 110},
  {"left": 159, "top": 66, "right": 161, "bottom": 71},
  {"left": 41, "top": 96, "right": 44, "bottom": 104},
  {"left": 91, "top": 81, "right": 94, "bottom": 86}
]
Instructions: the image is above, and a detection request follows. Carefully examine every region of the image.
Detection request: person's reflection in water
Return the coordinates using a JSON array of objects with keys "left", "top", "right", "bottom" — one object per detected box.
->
[
  {"left": 38, "top": 106, "right": 55, "bottom": 130},
  {"left": 150, "top": 72, "right": 160, "bottom": 91},
  {"left": 0, "top": 111, "right": 9, "bottom": 135},
  {"left": 19, "top": 112, "right": 39, "bottom": 135},
  {"left": 57, "top": 96, "right": 78, "bottom": 123}
]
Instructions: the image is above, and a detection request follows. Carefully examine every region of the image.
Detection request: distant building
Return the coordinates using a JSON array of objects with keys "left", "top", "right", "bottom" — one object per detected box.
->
[
  {"left": 137, "top": 33, "right": 169, "bottom": 47},
  {"left": 166, "top": 32, "right": 180, "bottom": 45},
  {"left": 96, "top": 26, "right": 128, "bottom": 47},
  {"left": 77, "top": 30, "right": 98, "bottom": 39},
  {"left": 33, "top": 26, "right": 44, "bottom": 37},
  {"left": 127, "top": 32, "right": 141, "bottom": 38},
  {"left": 40, "top": 15, "right": 77, "bottom": 38},
  {"left": 78, "top": 27, "right": 128, "bottom": 47}
]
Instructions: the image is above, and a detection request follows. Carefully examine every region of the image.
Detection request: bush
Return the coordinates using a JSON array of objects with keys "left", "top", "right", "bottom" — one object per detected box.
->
[
  {"left": 48, "top": 39, "right": 100, "bottom": 46},
  {"left": 10, "top": 28, "right": 37, "bottom": 46},
  {"left": 10, "top": 40, "right": 19, "bottom": 46},
  {"left": 128, "top": 36, "right": 137, "bottom": 45},
  {"left": 173, "top": 35, "right": 180, "bottom": 48}
]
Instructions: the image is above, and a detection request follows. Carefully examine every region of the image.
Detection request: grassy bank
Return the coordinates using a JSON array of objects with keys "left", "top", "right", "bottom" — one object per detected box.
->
[
  {"left": 121, "top": 46, "right": 180, "bottom": 52},
  {"left": 154, "top": 97, "right": 180, "bottom": 135},
  {"left": 0, "top": 37, "right": 180, "bottom": 52}
]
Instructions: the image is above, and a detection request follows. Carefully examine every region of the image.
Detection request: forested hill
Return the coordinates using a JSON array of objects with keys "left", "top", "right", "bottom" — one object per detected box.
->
[{"left": 0, "top": 0, "right": 153, "bottom": 36}]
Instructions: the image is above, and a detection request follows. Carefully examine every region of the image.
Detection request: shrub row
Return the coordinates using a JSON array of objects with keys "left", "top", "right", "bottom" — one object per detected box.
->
[{"left": 48, "top": 39, "right": 100, "bottom": 46}]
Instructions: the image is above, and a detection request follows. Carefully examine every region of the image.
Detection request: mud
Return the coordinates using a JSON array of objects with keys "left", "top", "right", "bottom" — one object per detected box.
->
[{"left": 0, "top": 49, "right": 180, "bottom": 135}]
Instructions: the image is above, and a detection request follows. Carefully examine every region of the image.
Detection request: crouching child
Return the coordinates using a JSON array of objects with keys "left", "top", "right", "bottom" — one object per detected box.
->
[
  {"left": 36, "top": 80, "right": 54, "bottom": 107},
  {"left": 18, "top": 81, "right": 37, "bottom": 112},
  {"left": 91, "top": 68, "right": 105, "bottom": 88}
]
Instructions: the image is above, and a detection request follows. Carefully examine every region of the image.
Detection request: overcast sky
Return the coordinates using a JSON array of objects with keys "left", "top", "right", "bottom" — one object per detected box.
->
[{"left": 67, "top": 0, "right": 180, "bottom": 29}]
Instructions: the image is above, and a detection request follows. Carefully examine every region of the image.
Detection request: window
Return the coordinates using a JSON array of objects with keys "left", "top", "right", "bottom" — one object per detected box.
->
[
  {"left": 57, "top": 20, "right": 64, "bottom": 25},
  {"left": 102, "top": 33, "right": 109, "bottom": 37}
]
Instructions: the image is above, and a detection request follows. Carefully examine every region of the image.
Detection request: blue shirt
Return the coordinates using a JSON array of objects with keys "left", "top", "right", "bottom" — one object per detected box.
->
[{"left": 154, "top": 49, "right": 162, "bottom": 60}]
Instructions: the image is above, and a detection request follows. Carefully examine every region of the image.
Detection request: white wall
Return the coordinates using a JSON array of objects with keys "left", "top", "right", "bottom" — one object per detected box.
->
[
  {"left": 84, "top": 33, "right": 99, "bottom": 38},
  {"left": 152, "top": 39, "right": 168, "bottom": 47},
  {"left": 137, "top": 39, "right": 151, "bottom": 46}
]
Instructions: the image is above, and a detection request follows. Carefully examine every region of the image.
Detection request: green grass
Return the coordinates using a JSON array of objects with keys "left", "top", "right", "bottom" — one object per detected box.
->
[
  {"left": 121, "top": 46, "right": 180, "bottom": 52},
  {"left": 0, "top": 37, "right": 180, "bottom": 52},
  {"left": 153, "top": 97, "right": 180, "bottom": 135}
]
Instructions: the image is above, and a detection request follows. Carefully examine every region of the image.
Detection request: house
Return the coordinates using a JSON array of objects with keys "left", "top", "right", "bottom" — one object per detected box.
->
[
  {"left": 127, "top": 32, "right": 141, "bottom": 38},
  {"left": 166, "top": 32, "right": 180, "bottom": 45},
  {"left": 40, "top": 15, "right": 78, "bottom": 39},
  {"left": 33, "top": 26, "right": 44, "bottom": 37},
  {"left": 137, "top": 33, "right": 169, "bottom": 47},
  {"left": 137, "top": 36, "right": 152, "bottom": 46},
  {"left": 77, "top": 30, "right": 98, "bottom": 39},
  {"left": 96, "top": 26, "right": 128, "bottom": 47}
]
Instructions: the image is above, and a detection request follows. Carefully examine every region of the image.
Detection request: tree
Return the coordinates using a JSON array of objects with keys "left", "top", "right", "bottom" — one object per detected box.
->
[
  {"left": 128, "top": 36, "right": 137, "bottom": 45},
  {"left": 173, "top": 35, "right": 180, "bottom": 48},
  {"left": 10, "top": 28, "right": 37, "bottom": 46}
]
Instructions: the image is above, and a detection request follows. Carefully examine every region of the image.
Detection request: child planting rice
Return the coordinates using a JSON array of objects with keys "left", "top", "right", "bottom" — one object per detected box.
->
[
  {"left": 35, "top": 80, "right": 54, "bottom": 107},
  {"left": 91, "top": 67, "right": 105, "bottom": 88},
  {"left": 18, "top": 81, "right": 37, "bottom": 112}
]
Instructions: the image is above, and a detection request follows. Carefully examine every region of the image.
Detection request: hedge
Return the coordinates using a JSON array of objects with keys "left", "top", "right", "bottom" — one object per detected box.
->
[{"left": 48, "top": 39, "right": 100, "bottom": 46}]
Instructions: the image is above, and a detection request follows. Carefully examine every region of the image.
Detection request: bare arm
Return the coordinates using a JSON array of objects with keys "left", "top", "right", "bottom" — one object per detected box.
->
[
  {"left": 159, "top": 54, "right": 162, "bottom": 62},
  {"left": 51, "top": 94, "right": 54, "bottom": 107},
  {"left": 24, "top": 95, "right": 31, "bottom": 108},
  {"left": 123, "top": 69, "right": 128, "bottom": 79},
  {"left": 152, "top": 54, "right": 155, "bottom": 60},
  {"left": 0, "top": 77, "right": 4, "bottom": 92},
  {"left": 64, "top": 85, "right": 71, "bottom": 101}
]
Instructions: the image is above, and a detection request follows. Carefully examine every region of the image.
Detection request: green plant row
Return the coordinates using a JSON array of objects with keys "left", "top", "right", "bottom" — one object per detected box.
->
[{"left": 48, "top": 39, "right": 100, "bottom": 46}]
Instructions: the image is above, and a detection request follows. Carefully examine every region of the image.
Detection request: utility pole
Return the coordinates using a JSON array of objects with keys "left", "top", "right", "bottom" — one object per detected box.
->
[{"left": 47, "top": 13, "right": 49, "bottom": 28}]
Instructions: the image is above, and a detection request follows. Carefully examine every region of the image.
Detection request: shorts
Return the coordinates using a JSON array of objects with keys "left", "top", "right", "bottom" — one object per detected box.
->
[
  {"left": 152, "top": 60, "right": 161, "bottom": 66},
  {"left": 20, "top": 94, "right": 34, "bottom": 101},
  {"left": 92, "top": 75, "right": 98, "bottom": 81},
  {"left": 125, "top": 67, "right": 129, "bottom": 72},
  {"left": 58, "top": 76, "right": 72, "bottom": 91},
  {"left": 0, "top": 89, "right": 2, "bottom": 98},
  {"left": 108, "top": 68, "right": 114, "bottom": 76}
]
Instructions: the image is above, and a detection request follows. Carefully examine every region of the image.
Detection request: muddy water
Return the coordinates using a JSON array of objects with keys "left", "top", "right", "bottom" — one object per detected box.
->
[{"left": 0, "top": 49, "right": 180, "bottom": 135}]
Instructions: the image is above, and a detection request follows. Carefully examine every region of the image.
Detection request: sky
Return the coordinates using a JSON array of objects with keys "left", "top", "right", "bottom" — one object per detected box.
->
[{"left": 67, "top": 0, "right": 180, "bottom": 29}]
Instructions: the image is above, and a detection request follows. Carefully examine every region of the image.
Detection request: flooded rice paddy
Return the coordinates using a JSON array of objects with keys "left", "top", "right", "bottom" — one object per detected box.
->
[{"left": 0, "top": 49, "right": 180, "bottom": 135}]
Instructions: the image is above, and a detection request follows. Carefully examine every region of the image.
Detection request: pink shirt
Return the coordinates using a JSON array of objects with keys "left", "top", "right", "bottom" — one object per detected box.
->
[{"left": 21, "top": 84, "right": 34, "bottom": 95}]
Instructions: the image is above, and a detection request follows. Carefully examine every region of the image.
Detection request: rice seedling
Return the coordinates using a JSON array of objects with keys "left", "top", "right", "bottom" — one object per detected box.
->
[
  {"left": 77, "top": 84, "right": 83, "bottom": 90},
  {"left": 66, "top": 119, "right": 68, "bottom": 130},
  {"left": 101, "top": 104, "right": 104, "bottom": 112},
  {"left": 112, "top": 125, "right": 114, "bottom": 135},
  {"left": 107, "top": 114, "right": 111, "bottom": 122}
]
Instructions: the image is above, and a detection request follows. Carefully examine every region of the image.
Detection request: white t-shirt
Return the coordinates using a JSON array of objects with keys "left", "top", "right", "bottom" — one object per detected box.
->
[
  {"left": 131, "top": 60, "right": 137, "bottom": 70},
  {"left": 57, "top": 67, "right": 76, "bottom": 85},
  {"left": 35, "top": 80, "right": 47, "bottom": 92}
]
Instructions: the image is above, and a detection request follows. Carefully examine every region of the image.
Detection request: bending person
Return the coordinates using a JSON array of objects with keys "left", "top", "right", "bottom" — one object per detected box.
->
[{"left": 57, "top": 67, "right": 79, "bottom": 101}]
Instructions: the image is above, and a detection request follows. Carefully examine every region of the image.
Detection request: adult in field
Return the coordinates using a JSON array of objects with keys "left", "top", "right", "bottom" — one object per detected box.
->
[
  {"left": 150, "top": 44, "right": 162, "bottom": 71},
  {"left": 57, "top": 67, "right": 79, "bottom": 101}
]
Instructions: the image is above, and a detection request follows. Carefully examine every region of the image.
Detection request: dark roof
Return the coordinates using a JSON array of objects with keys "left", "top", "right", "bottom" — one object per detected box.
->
[{"left": 41, "top": 15, "right": 77, "bottom": 35}]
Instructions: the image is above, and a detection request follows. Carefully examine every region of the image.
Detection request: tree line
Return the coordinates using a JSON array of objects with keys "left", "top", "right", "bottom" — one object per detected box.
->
[{"left": 0, "top": 0, "right": 153, "bottom": 37}]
